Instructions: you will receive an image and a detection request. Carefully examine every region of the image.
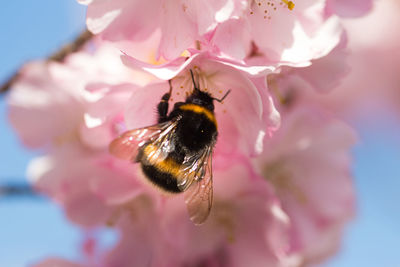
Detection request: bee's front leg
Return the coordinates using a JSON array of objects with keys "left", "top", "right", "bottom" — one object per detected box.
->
[{"left": 157, "top": 80, "right": 173, "bottom": 123}]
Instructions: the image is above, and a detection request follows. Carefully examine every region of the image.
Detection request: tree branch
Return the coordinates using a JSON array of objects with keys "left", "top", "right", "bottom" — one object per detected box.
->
[{"left": 0, "top": 183, "right": 41, "bottom": 199}]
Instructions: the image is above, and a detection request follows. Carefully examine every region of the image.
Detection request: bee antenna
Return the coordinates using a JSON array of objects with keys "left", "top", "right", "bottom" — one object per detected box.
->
[
  {"left": 190, "top": 69, "right": 200, "bottom": 91},
  {"left": 213, "top": 89, "right": 231, "bottom": 103}
]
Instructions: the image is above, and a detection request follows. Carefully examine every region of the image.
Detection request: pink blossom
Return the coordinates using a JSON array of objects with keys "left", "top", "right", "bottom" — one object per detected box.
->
[
  {"left": 79, "top": 0, "right": 247, "bottom": 61},
  {"left": 7, "top": 46, "right": 154, "bottom": 227},
  {"left": 79, "top": 83, "right": 135, "bottom": 150},
  {"left": 8, "top": 44, "right": 147, "bottom": 149},
  {"left": 303, "top": 0, "right": 400, "bottom": 120},
  {"left": 122, "top": 51, "right": 280, "bottom": 156},
  {"left": 292, "top": 32, "right": 349, "bottom": 93},
  {"left": 262, "top": 31, "right": 349, "bottom": 104},
  {"left": 211, "top": 0, "right": 343, "bottom": 66},
  {"left": 256, "top": 106, "right": 356, "bottom": 264},
  {"left": 80, "top": 0, "right": 346, "bottom": 66},
  {"left": 27, "top": 145, "right": 143, "bottom": 227},
  {"left": 104, "top": 162, "right": 296, "bottom": 267},
  {"left": 5, "top": 0, "right": 369, "bottom": 264},
  {"left": 31, "top": 162, "right": 296, "bottom": 267}
]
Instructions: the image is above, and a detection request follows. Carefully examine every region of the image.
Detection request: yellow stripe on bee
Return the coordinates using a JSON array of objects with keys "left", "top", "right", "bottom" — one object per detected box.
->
[
  {"left": 143, "top": 144, "right": 182, "bottom": 178},
  {"left": 179, "top": 104, "right": 217, "bottom": 128}
]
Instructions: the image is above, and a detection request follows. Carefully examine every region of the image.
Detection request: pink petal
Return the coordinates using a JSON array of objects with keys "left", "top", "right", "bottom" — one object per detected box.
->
[
  {"left": 90, "top": 159, "right": 143, "bottom": 205},
  {"left": 8, "top": 62, "right": 82, "bottom": 148},
  {"left": 211, "top": 18, "right": 252, "bottom": 60},
  {"left": 85, "top": 0, "right": 161, "bottom": 41},
  {"left": 80, "top": 83, "right": 135, "bottom": 149},
  {"left": 326, "top": 0, "right": 373, "bottom": 18},
  {"left": 65, "top": 192, "right": 110, "bottom": 228},
  {"left": 124, "top": 82, "right": 170, "bottom": 129},
  {"left": 158, "top": 0, "right": 197, "bottom": 60},
  {"left": 295, "top": 32, "right": 350, "bottom": 92}
]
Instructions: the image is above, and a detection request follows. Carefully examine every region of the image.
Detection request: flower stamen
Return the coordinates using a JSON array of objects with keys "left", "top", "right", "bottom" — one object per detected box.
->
[{"left": 281, "top": 0, "right": 295, "bottom": 10}]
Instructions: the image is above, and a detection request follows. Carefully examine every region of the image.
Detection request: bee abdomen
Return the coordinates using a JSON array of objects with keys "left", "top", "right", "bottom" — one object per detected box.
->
[{"left": 141, "top": 164, "right": 181, "bottom": 193}]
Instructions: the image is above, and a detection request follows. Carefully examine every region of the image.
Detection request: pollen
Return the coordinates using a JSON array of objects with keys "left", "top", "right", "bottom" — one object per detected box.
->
[
  {"left": 147, "top": 51, "right": 167, "bottom": 65},
  {"left": 252, "top": 0, "right": 294, "bottom": 20},
  {"left": 281, "top": 0, "right": 295, "bottom": 10},
  {"left": 180, "top": 50, "right": 191, "bottom": 57}
]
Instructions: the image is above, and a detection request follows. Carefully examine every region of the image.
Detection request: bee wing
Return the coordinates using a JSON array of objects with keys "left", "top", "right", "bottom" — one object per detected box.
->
[
  {"left": 182, "top": 146, "right": 214, "bottom": 225},
  {"left": 109, "top": 120, "right": 178, "bottom": 162}
]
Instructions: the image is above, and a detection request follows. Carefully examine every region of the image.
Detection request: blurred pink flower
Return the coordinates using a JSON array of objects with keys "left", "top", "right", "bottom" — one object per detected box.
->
[
  {"left": 250, "top": 31, "right": 349, "bottom": 102},
  {"left": 8, "top": 44, "right": 150, "bottom": 149},
  {"left": 256, "top": 106, "right": 356, "bottom": 264},
  {"left": 7, "top": 45, "right": 155, "bottom": 227},
  {"left": 102, "top": 162, "right": 296, "bottom": 267},
  {"left": 304, "top": 0, "right": 400, "bottom": 121},
  {"left": 31, "top": 162, "right": 297, "bottom": 267},
  {"left": 325, "top": 0, "right": 374, "bottom": 18},
  {"left": 27, "top": 145, "right": 144, "bottom": 227}
]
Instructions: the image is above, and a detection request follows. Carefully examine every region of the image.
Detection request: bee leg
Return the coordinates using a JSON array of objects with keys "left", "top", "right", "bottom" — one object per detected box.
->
[{"left": 157, "top": 80, "right": 173, "bottom": 123}]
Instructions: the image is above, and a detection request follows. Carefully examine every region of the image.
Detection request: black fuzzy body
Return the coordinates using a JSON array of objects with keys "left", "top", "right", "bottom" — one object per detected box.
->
[{"left": 138, "top": 89, "right": 218, "bottom": 194}]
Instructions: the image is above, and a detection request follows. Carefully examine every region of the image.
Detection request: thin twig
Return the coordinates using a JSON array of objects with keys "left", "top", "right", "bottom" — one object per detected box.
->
[
  {"left": 0, "top": 183, "right": 40, "bottom": 199},
  {"left": 0, "top": 29, "right": 93, "bottom": 95},
  {"left": 48, "top": 29, "right": 93, "bottom": 62}
]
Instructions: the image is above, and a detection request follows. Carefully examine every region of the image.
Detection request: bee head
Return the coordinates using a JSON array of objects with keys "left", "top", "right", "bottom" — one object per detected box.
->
[{"left": 186, "top": 89, "right": 215, "bottom": 112}]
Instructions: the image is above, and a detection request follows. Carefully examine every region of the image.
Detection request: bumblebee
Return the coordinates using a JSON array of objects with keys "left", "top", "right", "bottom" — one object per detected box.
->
[{"left": 109, "top": 70, "right": 230, "bottom": 225}]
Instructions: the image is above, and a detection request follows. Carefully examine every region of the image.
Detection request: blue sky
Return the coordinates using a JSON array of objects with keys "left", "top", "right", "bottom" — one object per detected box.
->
[{"left": 1, "top": 1, "right": 400, "bottom": 267}]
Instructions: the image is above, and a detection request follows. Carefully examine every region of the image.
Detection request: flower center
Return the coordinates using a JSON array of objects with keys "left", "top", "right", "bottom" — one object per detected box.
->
[{"left": 249, "top": 0, "right": 295, "bottom": 20}]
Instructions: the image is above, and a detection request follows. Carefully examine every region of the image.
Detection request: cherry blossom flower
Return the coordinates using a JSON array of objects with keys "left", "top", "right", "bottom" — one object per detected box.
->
[
  {"left": 255, "top": 106, "right": 356, "bottom": 264},
  {"left": 211, "top": 0, "right": 343, "bottom": 66},
  {"left": 7, "top": 44, "right": 149, "bottom": 149},
  {"left": 122, "top": 51, "right": 280, "bottom": 156},
  {"left": 80, "top": 0, "right": 347, "bottom": 66},
  {"left": 5, "top": 0, "right": 374, "bottom": 265},
  {"left": 35, "top": 162, "right": 298, "bottom": 267},
  {"left": 27, "top": 146, "right": 143, "bottom": 227},
  {"left": 103, "top": 164, "right": 297, "bottom": 267},
  {"left": 8, "top": 45, "right": 153, "bottom": 227},
  {"left": 6, "top": 35, "right": 292, "bottom": 267},
  {"left": 303, "top": 0, "right": 400, "bottom": 121},
  {"left": 79, "top": 0, "right": 247, "bottom": 61}
]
